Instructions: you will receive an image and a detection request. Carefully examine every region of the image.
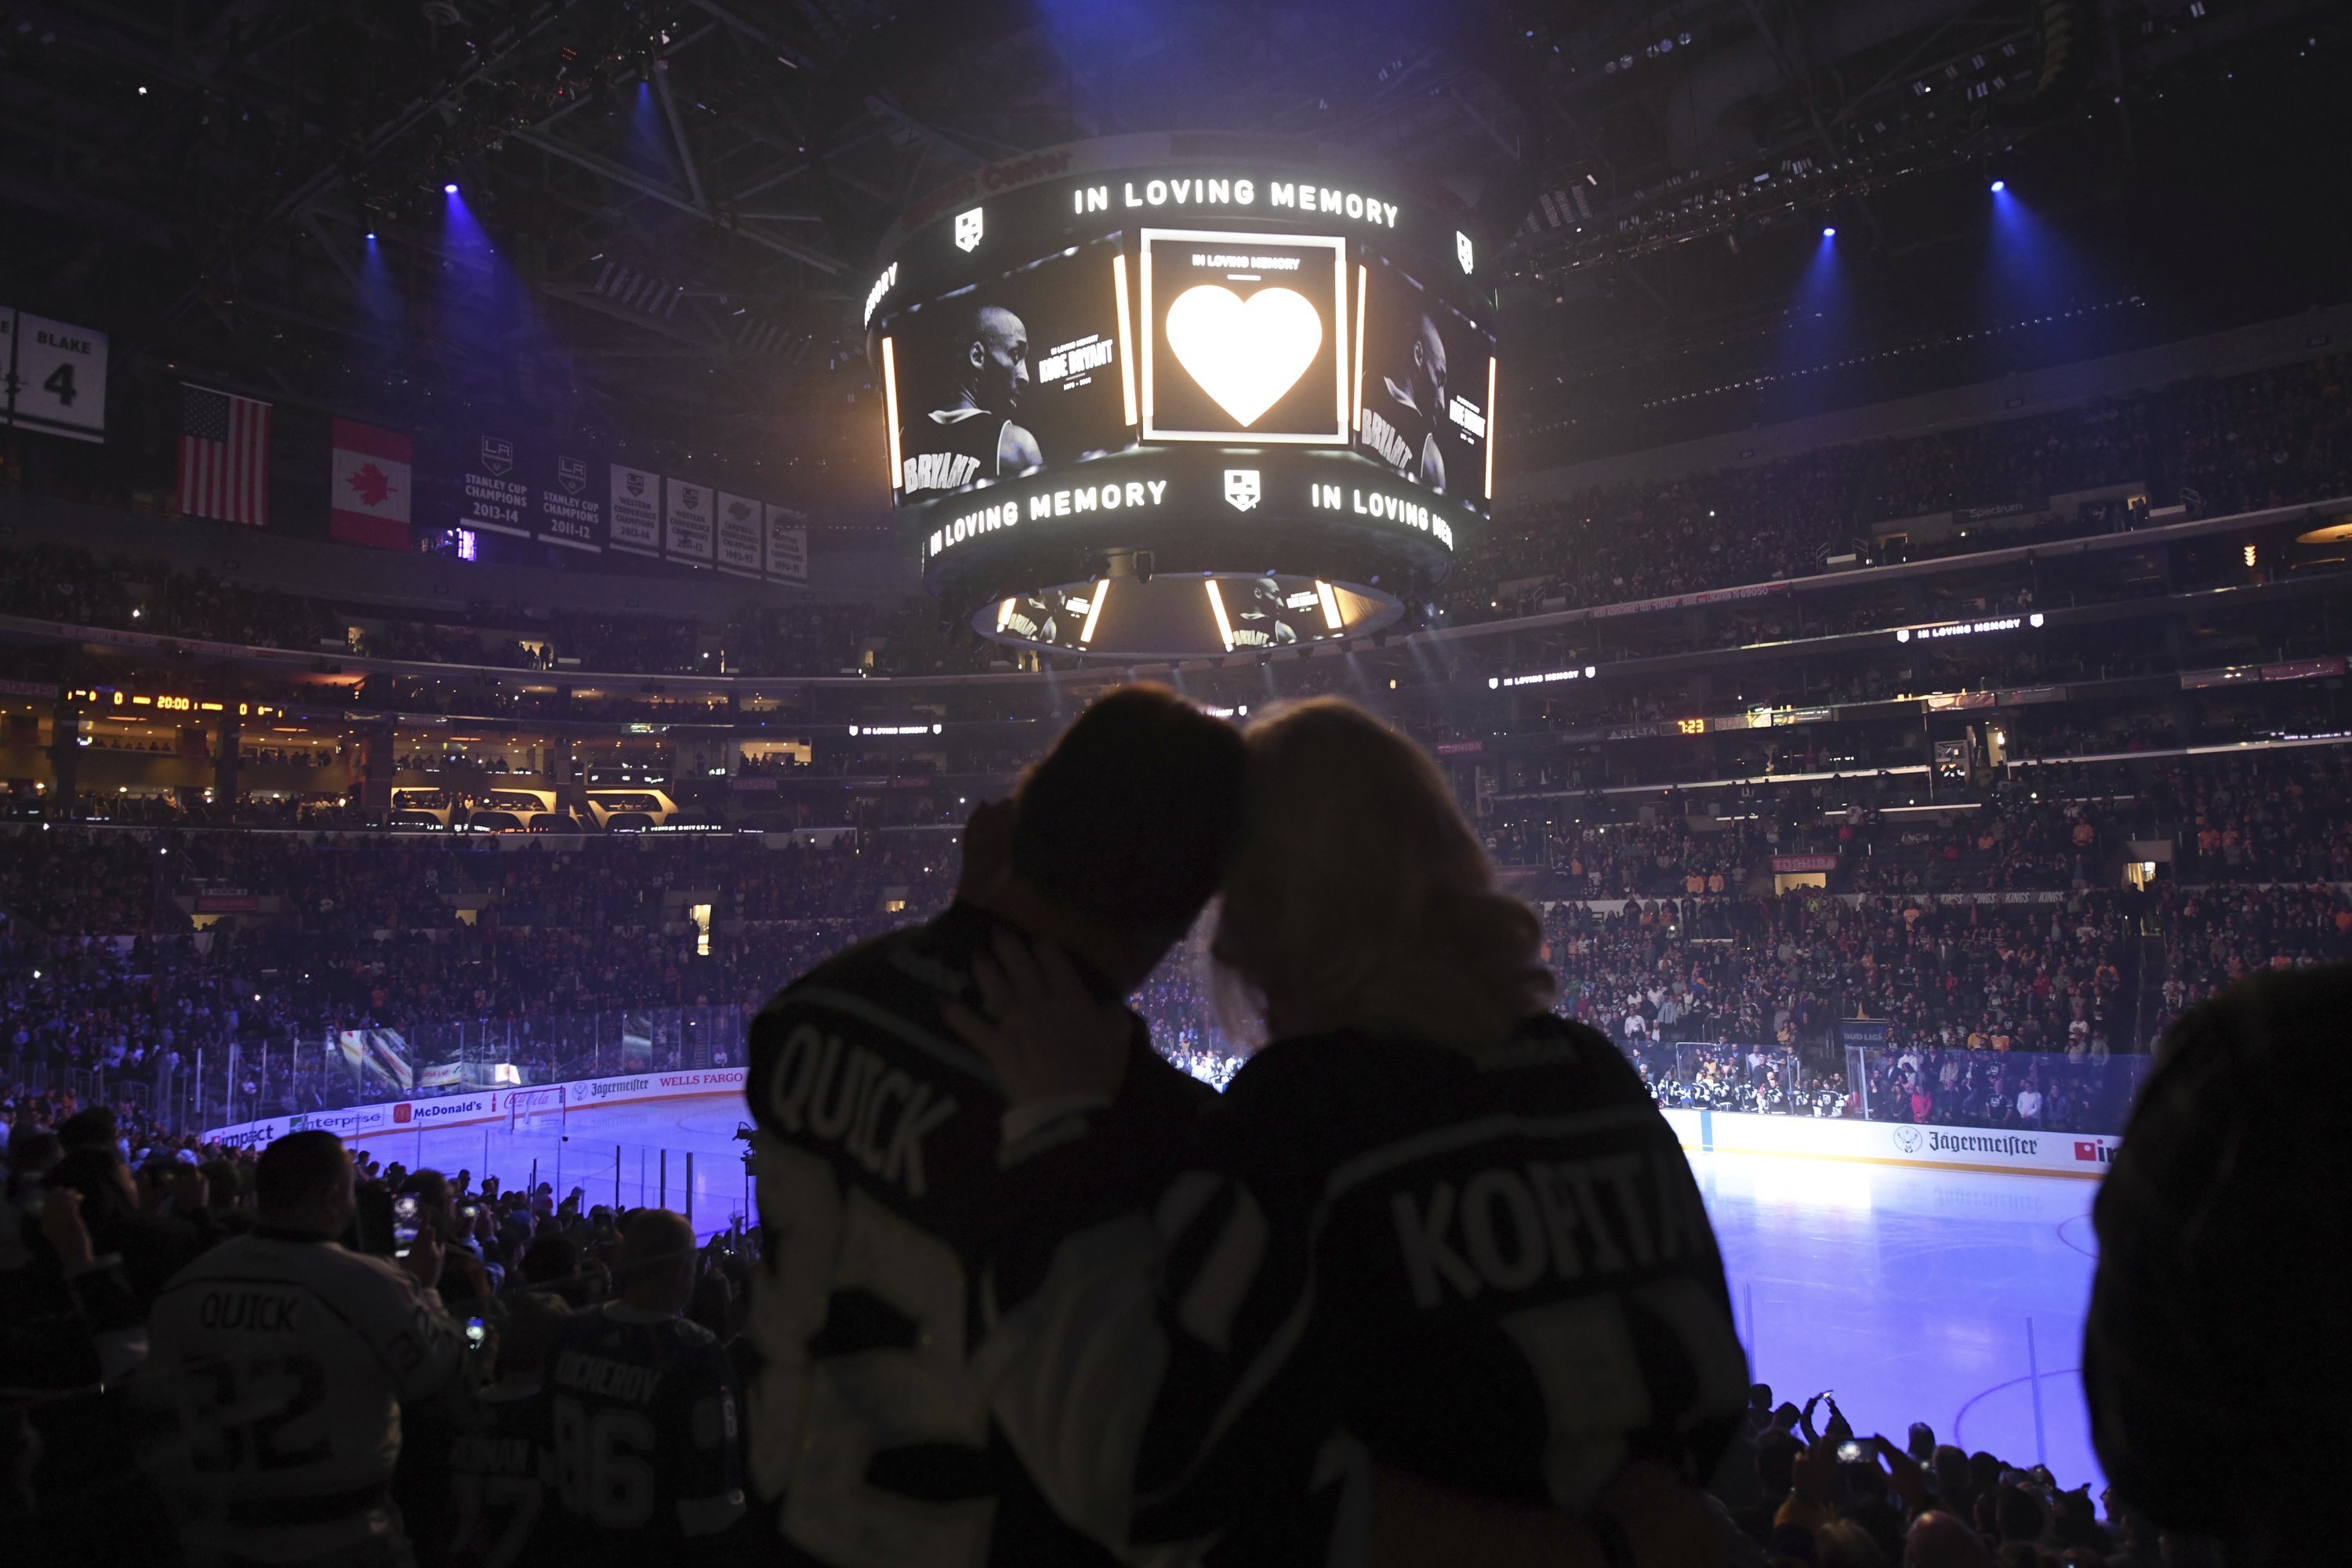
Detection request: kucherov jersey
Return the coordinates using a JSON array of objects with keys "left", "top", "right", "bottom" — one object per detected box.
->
[
  {"left": 449, "top": 1384, "right": 554, "bottom": 1568},
  {"left": 978, "top": 1014, "right": 1752, "bottom": 1565},
  {"left": 543, "top": 1306, "right": 746, "bottom": 1562},
  {"left": 742, "top": 902, "right": 1210, "bottom": 1567},
  {"left": 142, "top": 1230, "right": 470, "bottom": 1562}
]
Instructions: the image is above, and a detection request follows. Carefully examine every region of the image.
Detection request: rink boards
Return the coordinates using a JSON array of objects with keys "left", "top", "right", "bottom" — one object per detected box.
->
[{"left": 208, "top": 1071, "right": 2113, "bottom": 1182}]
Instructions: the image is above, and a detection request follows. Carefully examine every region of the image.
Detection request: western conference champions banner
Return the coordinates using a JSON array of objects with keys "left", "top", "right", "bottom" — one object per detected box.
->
[
  {"left": 664, "top": 477, "right": 715, "bottom": 566},
  {"left": 610, "top": 463, "right": 661, "bottom": 557},
  {"left": 716, "top": 491, "right": 763, "bottom": 577},
  {"left": 764, "top": 503, "right": 808, "bottom": 584}
]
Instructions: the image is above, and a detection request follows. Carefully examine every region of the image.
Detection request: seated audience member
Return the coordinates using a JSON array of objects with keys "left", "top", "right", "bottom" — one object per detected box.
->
[
  {"left": 953, "top": 698, "right": 1750, "bottom": 1563},
  {"left": 2083, "top": 964, "right": 2352, "bottom": 1566}
]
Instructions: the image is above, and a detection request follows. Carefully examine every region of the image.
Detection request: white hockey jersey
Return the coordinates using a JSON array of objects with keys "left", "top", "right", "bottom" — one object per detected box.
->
[{"left": 142, "top": 1229, "right": 469, "bottom": 1562}]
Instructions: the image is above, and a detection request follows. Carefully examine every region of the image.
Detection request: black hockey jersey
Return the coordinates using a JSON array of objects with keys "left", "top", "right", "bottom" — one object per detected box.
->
[
  {"left": 978, "top": 1013, "right": 1751, "bottom": 1564},
  {"left": 741, "top": 902, "right": 1210, "bottom": 1567},
  {"left": 448, "top": 1383, "right": 555, "bottom": 1568},
  {"left": 542, "top": 1306, "right": 745, "bottom": 1563}
]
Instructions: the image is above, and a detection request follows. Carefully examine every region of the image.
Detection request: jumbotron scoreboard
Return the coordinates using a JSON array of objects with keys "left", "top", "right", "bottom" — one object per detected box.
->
[{"left": 865, "top": 133, "right": 1496, "bottom": 660}]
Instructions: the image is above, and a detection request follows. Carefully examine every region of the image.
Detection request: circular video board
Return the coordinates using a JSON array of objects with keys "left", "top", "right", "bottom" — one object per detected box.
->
[{"left": 865, "top": 133, "right": 1496, "bottom": 659}]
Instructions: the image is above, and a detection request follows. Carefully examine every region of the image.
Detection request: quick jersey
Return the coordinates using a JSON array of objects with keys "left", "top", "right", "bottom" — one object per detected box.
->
[
  {"left": 742, "top": 902, "right": 1210, "bottom": 1567},
  {"left": 900, "top": 408, "right": 1010, "bottom": 495},
  {"left": 543, "top": 1306, "right": 745, "bottom": 1562},
  {"left": 978, "top": 1014, "right": 1751, "bottom": 1565},
  {"left": 450, "top": 1383, "right": 556, "bottom": 1568},
  {"left": 141, "top": 1229, "right": 468, "bottom": 1562}
]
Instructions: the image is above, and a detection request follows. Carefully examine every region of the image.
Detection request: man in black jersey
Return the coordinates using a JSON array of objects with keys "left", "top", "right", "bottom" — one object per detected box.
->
[
  {"left": 1359, "top": 313, "right": 1449, "bottom": 493},
  {"left": 543, "top": 1210, "right": 746, "bottom": 1565},
  {"left": 449, "top": 1290, "right": 569, "bottom": 1568},
  {"left": 740, "top": 685, "right": 1247, "bottom": 1568},
  {"left": 899, "top": 304, "right": 1046, "bottom": 496}
]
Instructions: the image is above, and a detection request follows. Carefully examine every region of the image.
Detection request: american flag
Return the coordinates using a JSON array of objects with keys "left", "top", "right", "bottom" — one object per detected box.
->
[{"left": 176, "top": 383, "right": 272, "bottom": 527}]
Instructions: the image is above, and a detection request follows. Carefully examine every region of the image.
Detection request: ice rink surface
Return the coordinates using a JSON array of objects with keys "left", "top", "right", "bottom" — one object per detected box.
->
[{"left": 377, "top": 1095, "right": 2109, "bottom": 1497}]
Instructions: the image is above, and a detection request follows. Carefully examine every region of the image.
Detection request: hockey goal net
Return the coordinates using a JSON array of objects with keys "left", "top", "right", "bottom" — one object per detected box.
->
[{"left": 508, "top": 1085, "right": 566, "bottom": 1131}]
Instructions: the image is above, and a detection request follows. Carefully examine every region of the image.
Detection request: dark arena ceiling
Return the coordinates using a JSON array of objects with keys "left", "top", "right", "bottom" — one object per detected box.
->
[{"left": 4, "top": 0, "right": 2345, "bottom": 517}]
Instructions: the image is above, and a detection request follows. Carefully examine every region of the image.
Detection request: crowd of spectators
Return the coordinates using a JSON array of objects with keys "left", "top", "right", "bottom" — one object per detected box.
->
[
  {"left": 0, "top": 1107, "right": 2212, "bottom": 1566},
  {"left": 4, "top": 358, "right": 2344, "bottom": 692},
  {"left": 9, "top": 737, "right": 2352, "bottom": 1144},
  {"left": 1451, "top": 352, "right": 2350, "bottom": 623}
]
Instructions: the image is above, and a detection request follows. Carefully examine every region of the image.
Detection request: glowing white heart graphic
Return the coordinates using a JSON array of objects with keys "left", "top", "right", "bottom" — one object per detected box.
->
[{"left": 1163, "top": 285, "right": 1322, "bottom": 428}]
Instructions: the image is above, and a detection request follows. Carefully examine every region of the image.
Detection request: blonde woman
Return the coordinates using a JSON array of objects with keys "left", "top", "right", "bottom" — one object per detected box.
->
[{"left": 951, "top": 698, "right": 1750, "bottom": 1566}]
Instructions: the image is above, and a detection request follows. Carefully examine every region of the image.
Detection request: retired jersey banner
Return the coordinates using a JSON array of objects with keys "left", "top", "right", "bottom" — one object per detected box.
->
[
  {"left": 532, "top": 448, "right": 604, "bottom": 553},
  {"left": 2, "top": 307, "right": 110, "bottom": 443},
  {"left": 609, "top": 463, "right": 661, "bottom": 557},
  {"left": 456, "top": 431, "right": 530, "bottom": 536},
  {"left": 329, "top": 419, "right": 412, "bottom": 550},
  {"left": 764, "top": 503, "right": 808, "bottom": 583},
  {"left": 664, "top": 477, "right": 714, "bottom": 566},
  {"left": 716, "top": 492, "right": 763, "bottom": 577}
]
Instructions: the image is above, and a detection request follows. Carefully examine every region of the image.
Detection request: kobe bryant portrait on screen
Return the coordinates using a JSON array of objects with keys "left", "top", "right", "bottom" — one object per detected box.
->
[
  {"left": 1361, "top": 312, "right": 1449, "bottom": 495},
  {"left": 899, "top": 304, "right": 1046, "bottom": 496}
]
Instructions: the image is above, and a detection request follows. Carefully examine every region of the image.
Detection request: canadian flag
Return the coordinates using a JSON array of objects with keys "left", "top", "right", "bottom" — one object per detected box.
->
[{"left": 331, "top": 418, "right": 412, "bottom": 550}]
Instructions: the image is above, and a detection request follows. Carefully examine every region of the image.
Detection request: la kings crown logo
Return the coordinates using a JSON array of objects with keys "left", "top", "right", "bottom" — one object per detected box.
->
[
  {"left": 1225, "top": 469, "right": 1261, "bottom": 512},
  {"left": 954, "top": 207, "right": 984, "bottom": 252}
]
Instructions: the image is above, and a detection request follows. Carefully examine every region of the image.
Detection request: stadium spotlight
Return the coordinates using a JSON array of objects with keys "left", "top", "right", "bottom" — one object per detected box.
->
[
  {"left": 1821, "top": 225, "right": 1837, "bottom": 238},
  {"left": 444, "top": 182, "right": 459, "bottom": 194},
  {"left": 1990, "top": 179, "right": 2008, "bottom": 193}
]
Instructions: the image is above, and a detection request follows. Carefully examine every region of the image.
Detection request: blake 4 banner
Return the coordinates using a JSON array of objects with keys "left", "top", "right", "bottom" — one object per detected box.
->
[
  {"left": 716, "top": 492, "right": 763, "bottom": 576},
  {"left": 764, "top": 503, "right": 808, "bottom": 584},
  {"left": 609, "top": 463, "right": 661, "bottom": 557},
  {"left": 664, "top": 477, "right": 714, "bottom": 566},
  {"left": 532, "top": 448, "right": 604, "bottom": 553},
  {"left": 1, "top": 307, "right": 109, "bottom": 443},
  {"left": 329, "top": 419, "right": 412, "bottom": 550},
  {"left": 456, "top": 431, "right": 530, "bottom": 537}
]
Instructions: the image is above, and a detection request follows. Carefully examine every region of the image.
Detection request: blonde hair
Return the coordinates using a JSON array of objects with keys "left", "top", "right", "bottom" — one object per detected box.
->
[{"left": 1211, "top": 698, "right": 1555, "bottom": 1051}]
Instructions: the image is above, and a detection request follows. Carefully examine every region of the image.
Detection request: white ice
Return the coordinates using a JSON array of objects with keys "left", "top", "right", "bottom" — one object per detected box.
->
[{"left": 377, "top": 1099, "right": 2108, "bottom": 1497}]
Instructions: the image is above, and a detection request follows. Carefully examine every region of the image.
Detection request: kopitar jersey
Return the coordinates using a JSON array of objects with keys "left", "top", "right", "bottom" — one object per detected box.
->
[
  {"left": 742, "top": 902, "right": 1210, "bottom": 1567},
  {"left": 543, "top": 1305, "right": 746, "bottom": 1563},
  {"left": 142, "top": 1229, "right": 470, "bottom": 1563},
  {"left": 977, "top": 1014, "right": 1752, "bottom": 1566}
]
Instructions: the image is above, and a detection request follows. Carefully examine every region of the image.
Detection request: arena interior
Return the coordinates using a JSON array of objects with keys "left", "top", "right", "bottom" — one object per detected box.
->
[{"left": 4, "top": 1, "right": 2350, "bottom": 1563}]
